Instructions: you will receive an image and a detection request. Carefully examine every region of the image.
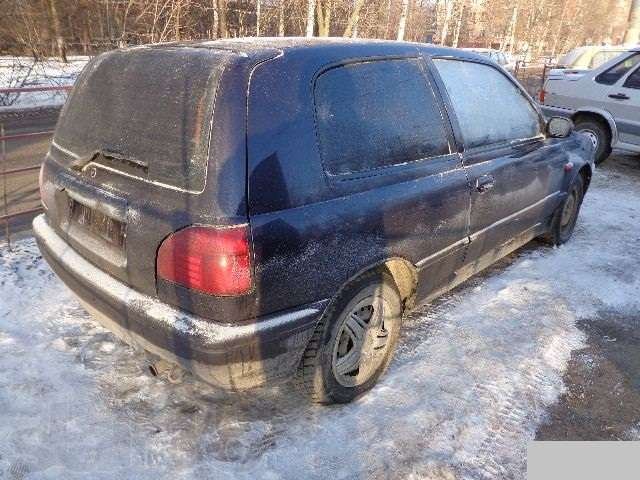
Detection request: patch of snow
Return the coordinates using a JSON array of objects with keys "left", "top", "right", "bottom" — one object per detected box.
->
[
  {"left": 0, "top": 56, "right": 88, "bottom": 109},
  {"left": 1, "top": 163, "right": 640, "bottom": 479}
]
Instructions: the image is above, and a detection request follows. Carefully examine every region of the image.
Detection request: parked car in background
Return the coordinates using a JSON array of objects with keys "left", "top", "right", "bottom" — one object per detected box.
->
[
  {"left": 35, "top": 39, "right": 594, "bottom": 404},
  {"left": 540, "top": 47, "right": 640, "bottom": 163},
  {"left": 555, "top": 45, "right": 629, "bottom": 71},
  {"left": 462, "top": 48, "right": 516, "bottom": 73}
]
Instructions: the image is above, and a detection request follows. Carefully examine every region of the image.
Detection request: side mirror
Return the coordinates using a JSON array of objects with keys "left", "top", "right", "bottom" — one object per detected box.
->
[{"left": 547, "top": 116, "right": 574, "bottom": 138}]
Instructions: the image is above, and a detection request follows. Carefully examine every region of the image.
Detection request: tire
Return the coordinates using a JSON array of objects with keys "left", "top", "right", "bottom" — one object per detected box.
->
[
  {"left": 574, "top": 118, "right": 612, "bottom": 165},
  {"left": 296, "top": 270, "right": 403, "bottom": 404},
  {"left": 543, "top": 174, "right": 585, "bottom": 246}
]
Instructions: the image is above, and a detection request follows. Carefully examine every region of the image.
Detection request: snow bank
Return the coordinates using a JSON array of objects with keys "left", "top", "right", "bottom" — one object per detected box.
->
[
  {"left": 0, "top": 56, "right": 88, "bottom": 109},
  {"left": 1, "top": 162, "right": 639, "bottom": 479}
]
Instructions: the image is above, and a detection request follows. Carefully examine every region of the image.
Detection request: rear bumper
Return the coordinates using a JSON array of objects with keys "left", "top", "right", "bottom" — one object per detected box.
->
[{"left": 33, "top": 214, "right": 327, "bottom": 390}]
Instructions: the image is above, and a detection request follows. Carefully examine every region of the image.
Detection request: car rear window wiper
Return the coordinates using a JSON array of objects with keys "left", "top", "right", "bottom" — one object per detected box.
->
[{"left": 70, "top": 149, "right": 149, "bottom": 173}]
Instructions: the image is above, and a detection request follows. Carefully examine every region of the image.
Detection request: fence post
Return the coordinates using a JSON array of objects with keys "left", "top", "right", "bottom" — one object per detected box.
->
[{"left": 1, "top": 123, "right": 9, "bottom": 250}]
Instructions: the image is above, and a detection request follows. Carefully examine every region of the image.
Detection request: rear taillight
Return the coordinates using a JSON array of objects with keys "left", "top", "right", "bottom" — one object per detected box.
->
[
  {"left": 157, "top": 225, "right": 252, "bottom": 296},
  {"left": 538, "top": 89, "right": 546, "bottom": 103}
]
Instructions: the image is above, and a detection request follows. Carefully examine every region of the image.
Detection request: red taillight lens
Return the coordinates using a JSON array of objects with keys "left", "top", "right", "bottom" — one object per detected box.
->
[
  {"left": 538, "top": 89, "right": 546, "bottom": 103},
  {"left": 157, "top": 225, "right": 252, "bottom": 296}
]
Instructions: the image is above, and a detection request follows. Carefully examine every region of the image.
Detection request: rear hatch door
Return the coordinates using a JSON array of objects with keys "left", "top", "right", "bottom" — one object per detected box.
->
[{"left": 41, "top": 45, "right": 244, "bottom": 296}]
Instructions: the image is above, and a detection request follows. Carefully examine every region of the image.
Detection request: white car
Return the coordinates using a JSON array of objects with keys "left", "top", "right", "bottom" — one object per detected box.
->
[
  {"left": 462, "top": 48, "right": 516, "bottom": 73},
  {"left": 556, "top": 45, "right": 629, "bottom": 71},
  {"left": 540, "top": 47, "right": 640, "bottom": 163}
]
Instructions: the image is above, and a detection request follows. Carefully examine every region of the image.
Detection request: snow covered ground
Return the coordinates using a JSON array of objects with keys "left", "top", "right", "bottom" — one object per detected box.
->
[
  {"left": 1, "top": 158, "right": 640, "bottom": 479},
  {"left": 0, "top": 56, "right": 88, "bottom": 109}
]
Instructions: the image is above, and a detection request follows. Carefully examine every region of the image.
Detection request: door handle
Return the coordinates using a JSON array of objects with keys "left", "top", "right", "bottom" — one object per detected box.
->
[
  {"left": 608, "top": 93, "right": 630, "bottom": 100},
  {"left": 475, "top": 175, "right": 495, "bottom": 193}
]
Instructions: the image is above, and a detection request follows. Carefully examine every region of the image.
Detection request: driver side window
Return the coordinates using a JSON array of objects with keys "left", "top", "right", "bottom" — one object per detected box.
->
[{"left": 433, "top": 59, "right": 541, "bottom": 149}]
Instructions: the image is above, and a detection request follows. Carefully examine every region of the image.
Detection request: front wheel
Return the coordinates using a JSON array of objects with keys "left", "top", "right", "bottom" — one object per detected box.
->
[
  {"left": 543, "top": 175, "right": 585, "bottom": 246},
  {"left": 296, "top": 270, "right": 403, "bottom": 404}
]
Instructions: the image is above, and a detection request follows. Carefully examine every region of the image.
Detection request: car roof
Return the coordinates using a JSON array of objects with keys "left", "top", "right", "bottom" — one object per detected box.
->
[{"left": 143, "top": 37, "right": 487, "bottom": 63}]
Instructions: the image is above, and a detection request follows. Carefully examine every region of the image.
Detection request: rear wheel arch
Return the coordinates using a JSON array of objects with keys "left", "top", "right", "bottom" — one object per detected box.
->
[
  {"left": 572, "top": 111, "right": 614, "bottom": 141},
  {"left": 323, "top": 257, "right": 418, "bottom": 321},
  {"left": 296, "top": 263, "right": 409, "bottom": 403},
  {"left": 572, "top": 111, "right": 614, "bottom": 163}
]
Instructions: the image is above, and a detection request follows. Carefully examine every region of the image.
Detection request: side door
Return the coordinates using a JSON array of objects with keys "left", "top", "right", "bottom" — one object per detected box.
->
[
  {"left": 246, "top": 54, "right": 472, "bottom": 313},
  {"left": 430, "top": 57, "right": 570, "bottom": 269},
  {"left": 606, "top": 62, "right": 640, "bottom": 147},
  {"left": 310, "top": 57, "right": 472, "bottom": 302}
]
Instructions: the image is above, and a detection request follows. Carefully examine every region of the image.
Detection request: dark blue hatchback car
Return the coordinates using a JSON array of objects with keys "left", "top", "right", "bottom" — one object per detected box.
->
[{"left": 34, "top": 38, "right": 594, "bottom": 403}]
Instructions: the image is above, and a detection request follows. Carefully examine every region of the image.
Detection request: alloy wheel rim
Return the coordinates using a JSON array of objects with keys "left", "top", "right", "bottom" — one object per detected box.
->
[
  {"left": 581, "top": 129, "right": 599, "bottom": 150},
  {"left": 331, "top": 294, "right": 395, "bottom": 387}
]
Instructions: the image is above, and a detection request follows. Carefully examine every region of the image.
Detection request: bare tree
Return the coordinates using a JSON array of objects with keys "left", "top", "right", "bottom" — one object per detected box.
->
[
  {"left": 625, "top": 0, "right": 640, "bottom": 44},
  {"left": 344, "top": 0, "right": 366, "bottom": 37},
  {"left": 278, "top": 0, "right": 286, "bottom": 36},
  {"left": 47, "top": 0, "right": 67, "bottom": 62},
  {"left": 0, "top": 0, "right": 633, "bottom": 59},
  {"left": 217, "top": 0, "right": 228, "bottom": 38},
  {"left": 316, "top": 0, "right": 332, "bottom": 36},
  {"left": 306, "top": 0, "right": 316, "bottom": 36},
  {"left": 397, "top": 0, "right": 410, "bottom": 40},
  {"left": 452, "top": 0, "right": 466, "bottom": 47},
  {"left": 439, "top": 0, "right": 454, "bottom": 45}
]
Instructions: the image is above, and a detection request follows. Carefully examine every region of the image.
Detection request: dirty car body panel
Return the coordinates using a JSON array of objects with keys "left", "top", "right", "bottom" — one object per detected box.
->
[{"left": 34, "top": 39, "right": 594, "bottom": 390}]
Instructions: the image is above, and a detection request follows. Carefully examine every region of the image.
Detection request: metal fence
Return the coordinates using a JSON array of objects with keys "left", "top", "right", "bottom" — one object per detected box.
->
[
  {"left": 0, "top": 85, "right": 71, "bottom": 248},
  {"left": 513, "top": 60, "right": 554, "bottom": 100}
]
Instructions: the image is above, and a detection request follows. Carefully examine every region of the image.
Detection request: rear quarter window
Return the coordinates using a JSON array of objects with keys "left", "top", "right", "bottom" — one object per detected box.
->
[
  {"left": 313, "top": 58, "right": 451, "bottom": 176},
  {"left": 433, "top": 59, "right": 541, "bottom": 149}
]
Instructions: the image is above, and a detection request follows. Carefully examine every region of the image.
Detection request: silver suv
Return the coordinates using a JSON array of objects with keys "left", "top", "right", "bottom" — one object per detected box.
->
[{"left": 541, "top": 47, "right": 640, "bottom": 163}]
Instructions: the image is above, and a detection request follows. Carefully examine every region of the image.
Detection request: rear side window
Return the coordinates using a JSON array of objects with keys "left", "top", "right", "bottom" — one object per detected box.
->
[
  {"left": 314, "top": 59, "right": 451, "bottom": 175},
  {"left": 433, "top": 59, "right": 540, "bottom": 149},
  {"left": 623, "top": 67, "right": 640, "bottom": 89},
  {"left": 595, "top": 53, "right": 640, "bottom": 85}
]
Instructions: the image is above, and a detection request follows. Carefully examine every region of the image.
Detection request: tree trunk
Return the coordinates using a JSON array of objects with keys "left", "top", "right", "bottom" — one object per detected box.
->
[
  {"left": 384, "top": 0, "right": 392, "bottom": 39},
  {"left": 216, "top": 0, "right": 228, "bottom": 38},
  {"left": 47, "top": 0, "right": 67, "bottom": 62},
  {"left": 317, "top": 0, "right": 332, "bottom": 36},
  {"left": 508, "top": 4, "right": 519, "bottom": 54},
  {"left": 278, "top": 0, "right": 285, "bottom": 36},
  {"left": 550, "top": 0, "right": 568, "bottom": 57},
  {"left": 306, "top": 0, "right": 316, "bottom": 37},
  {"left": 452, "top": 1, "right": 465, "bottom": 48},
  {"left": 625, "top": 0, "right": 640, "bottom": 44},
  {"left": 439, "top": 0, "right": 454, "bottom": 46},
  {"left": 211, "top": 0, "right": 218, "bottom": 37},
  {"left": 397, "top": 0, "right": 410, "bottom": 41},
  {"left": 256, "top": 0, "right": 261, "bottom": 36},
  {"left": 343, "top": 0, "right": 365, "bottom": 37},
  {"left": 500, "top": 3, "right": 518, "bottom": 52},
  {"left": 174, "top": 0, "right": 181, "bottom": 40}
]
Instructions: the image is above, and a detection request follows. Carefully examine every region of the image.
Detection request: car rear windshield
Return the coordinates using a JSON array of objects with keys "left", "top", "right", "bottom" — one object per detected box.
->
[{"left": 53, "top": 47, "right": 230, "bottom": 192}]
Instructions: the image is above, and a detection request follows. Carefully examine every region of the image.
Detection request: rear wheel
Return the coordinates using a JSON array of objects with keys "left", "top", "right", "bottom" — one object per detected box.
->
[
  {"left": 296, "top": 270, "right": 403, "bottom": 404},
  {"left": 574, "top": 118, "right": 611, "bottom": 165},
  {"left": 543, "top": 174, "right": 585, "bottom": 246}
]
